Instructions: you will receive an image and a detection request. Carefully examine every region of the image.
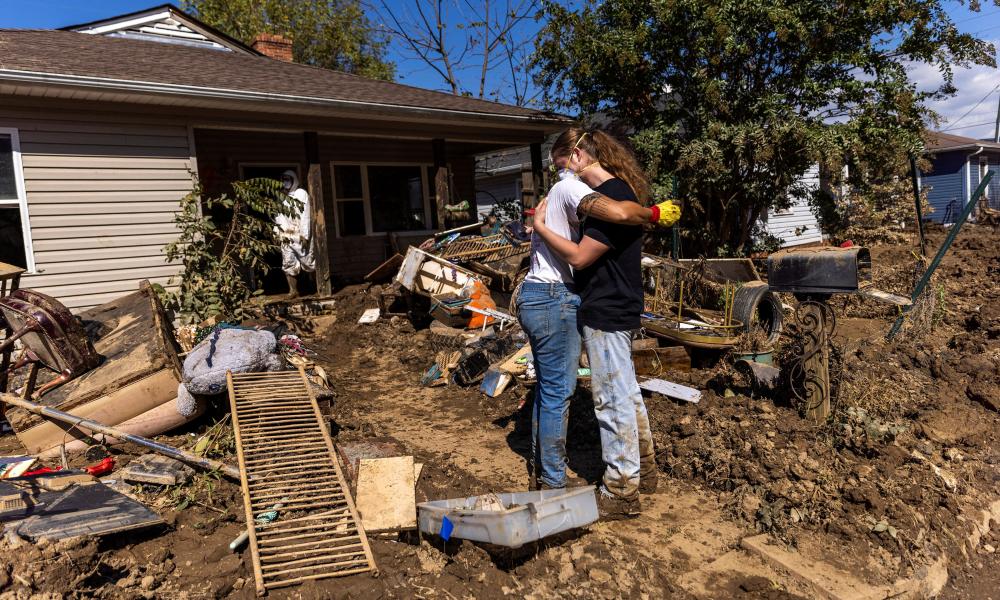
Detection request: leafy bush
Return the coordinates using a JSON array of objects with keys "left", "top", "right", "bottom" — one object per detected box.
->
[{"left": 158, "top": 177, "right": 301, "bottom": 324}]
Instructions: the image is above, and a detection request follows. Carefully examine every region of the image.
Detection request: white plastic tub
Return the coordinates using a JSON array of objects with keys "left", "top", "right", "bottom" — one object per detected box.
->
[{"left": 417, "top": 486, "right": 598, "bottom": 548}]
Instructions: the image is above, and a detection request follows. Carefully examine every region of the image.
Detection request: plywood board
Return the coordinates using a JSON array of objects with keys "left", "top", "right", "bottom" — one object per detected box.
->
[{"left": 356, "top": 456, "right": 416, "bottom": 533}]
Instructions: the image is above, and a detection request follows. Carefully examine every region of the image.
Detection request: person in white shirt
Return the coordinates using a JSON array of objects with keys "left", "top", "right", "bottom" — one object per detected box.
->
[
  {"left": 518, "top": 153, "right": 669, "bottom": 491},
  {"left": 275, "top": 170, "right": 315, "bottom": 298}
]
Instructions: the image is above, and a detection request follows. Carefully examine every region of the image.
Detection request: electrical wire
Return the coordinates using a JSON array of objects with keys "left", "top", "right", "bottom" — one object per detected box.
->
[{"left": 942, "top": 83, "right": 1000, "bottom": 131}]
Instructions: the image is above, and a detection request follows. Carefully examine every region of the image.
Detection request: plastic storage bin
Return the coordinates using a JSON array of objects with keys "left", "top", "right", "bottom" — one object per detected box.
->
[{"left": 417, "top": 486, "right": 598, "bottom": 548}]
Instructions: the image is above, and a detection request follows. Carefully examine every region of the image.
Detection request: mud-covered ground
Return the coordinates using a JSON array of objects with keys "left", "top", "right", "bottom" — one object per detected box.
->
[{"left": 1, "top": 225, "right": 999, "bottom": 598}]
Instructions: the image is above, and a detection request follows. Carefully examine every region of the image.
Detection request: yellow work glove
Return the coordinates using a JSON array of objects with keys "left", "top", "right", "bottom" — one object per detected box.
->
[{"left": 648, "top": 199, "right": 681, "bottom": 227}]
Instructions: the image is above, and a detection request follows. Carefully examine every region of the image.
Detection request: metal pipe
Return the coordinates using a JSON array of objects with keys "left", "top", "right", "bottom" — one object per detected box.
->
[
  {"left": 887, "top": 171, "right": 993, "bottom": 340},
  {"left": 0, "top": 392, "right": 243, "bottom": 480},
  {"left": 909, "top": 156, "right": 927, "bottom": 257}
]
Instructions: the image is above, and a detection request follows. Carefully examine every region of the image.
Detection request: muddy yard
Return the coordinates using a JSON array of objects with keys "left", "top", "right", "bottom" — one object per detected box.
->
[{"left": 2, "top": 226, "right": 1000, "bottom": 599}]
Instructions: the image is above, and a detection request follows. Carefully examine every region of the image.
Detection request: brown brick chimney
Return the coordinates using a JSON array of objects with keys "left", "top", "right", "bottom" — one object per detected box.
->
[{"left": 252, "top": 34, "right": 293, "bottom": 62}]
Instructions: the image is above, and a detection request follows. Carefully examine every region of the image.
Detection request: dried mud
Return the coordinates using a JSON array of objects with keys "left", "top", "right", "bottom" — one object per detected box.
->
[{"left": 2, "top": 225, "right": 999, "bottom": 598}]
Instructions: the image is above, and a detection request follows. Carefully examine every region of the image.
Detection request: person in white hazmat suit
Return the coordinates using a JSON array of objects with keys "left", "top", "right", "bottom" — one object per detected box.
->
[{"left": 276, "top": 170, "right": 315, "bottom": 298}]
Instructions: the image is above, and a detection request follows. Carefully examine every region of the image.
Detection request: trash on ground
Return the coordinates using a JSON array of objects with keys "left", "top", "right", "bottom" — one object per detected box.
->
[
  {"left": 335, "top": 437, "right": 408, "bottom": 489},
  {"left": 5, "top": 282, "right": 192, "bottom": 456},
  {"left": 1, "top": 476, "right": 163, "bottom": 541},
  {"left": 121, "top": 454, "right": 194, "bottom": 486},
  {"left": 639, "top": 378, "right": 702, "bottom": 403},
  {"left": 0, "top": 456, "right": 36, "bottom": 479},
  {"left": 417, "top": 487, "right": 598, "bottom": 548},
  {"left": 358, "top": 307, "right": 381, "bottom": 324}
]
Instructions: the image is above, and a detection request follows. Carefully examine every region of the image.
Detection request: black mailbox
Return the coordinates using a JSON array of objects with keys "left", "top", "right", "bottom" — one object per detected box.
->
[{"left": 766, "top": 247, "right": 871, "bottom": 296}]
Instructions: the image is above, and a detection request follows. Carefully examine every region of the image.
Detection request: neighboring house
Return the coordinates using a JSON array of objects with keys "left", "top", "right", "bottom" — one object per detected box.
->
[
  {"left": 922, "top": 131, "right": 1000, "bottom": 223},
  {"left": 474, "top": 148, "right": 823, "bottom": 248},
  {"left": 0, "top": 4, "right": 563, "bottom": 310}
]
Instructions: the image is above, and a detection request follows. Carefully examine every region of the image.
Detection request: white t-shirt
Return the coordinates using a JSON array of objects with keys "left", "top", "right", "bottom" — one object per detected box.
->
[{"left": 525, "top": 178, "right": 594, "bottom": 284}]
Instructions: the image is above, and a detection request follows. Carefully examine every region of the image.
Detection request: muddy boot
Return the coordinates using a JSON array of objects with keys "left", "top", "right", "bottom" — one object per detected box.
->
[
  {"left": 539, "top": 475, "right": 589, "bottom": 491},
  {"left": 285, "top": 273, "right": 299, "bottom": 299},
  {"left": 639, "top": 457, "right": 658, "bottom": 494},
  {"left": 596, "top": 485, "right": 640, "bottom": 520}
]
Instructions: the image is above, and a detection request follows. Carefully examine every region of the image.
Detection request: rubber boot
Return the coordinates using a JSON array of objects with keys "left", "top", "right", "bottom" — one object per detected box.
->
[{"left": 286, "top": 273, "right": 299, "bottom": 299}]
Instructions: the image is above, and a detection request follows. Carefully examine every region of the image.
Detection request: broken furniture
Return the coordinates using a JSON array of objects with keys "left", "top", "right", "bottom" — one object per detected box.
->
[
  {"left": 4, "top": 282, "right": 200, "bottom": 457},
  {"left": 1, "top": 393, "right": 241, "bottom": 479},
  {"left": 0, "top": 476, "right": 163, "bottom": 541},
  {"left": 395, "top": 246, "right": 490, "bottom": 298},
  {"left": 227, "top": 368, "right": 376, "bottom": 595},
  {"left": 0, "top": 261, "right": 26, "bottom": 395},
  {"left": 417, "top": 486, "right": 598, "bottom": 548},
  {"left": 0, "top": 288, "right": 102, "bottom": 398},
  {"left": 767, "top": 246, "right": 908, "bottom": 421},
  {"left": 641, "top": 256, "right": 784, "bottom": 349}
]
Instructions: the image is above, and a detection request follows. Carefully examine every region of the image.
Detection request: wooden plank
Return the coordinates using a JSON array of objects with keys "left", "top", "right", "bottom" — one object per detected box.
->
[
  {"left": 354, "top": 456, "right": 416, "bottom": 533},
  {"left": 639, "top": 378, "right": 702, "bottom": 403}
]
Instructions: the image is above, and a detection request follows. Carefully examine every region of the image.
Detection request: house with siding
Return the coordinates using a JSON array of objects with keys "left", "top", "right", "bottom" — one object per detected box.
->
[
  {"left": 475, "top": 149, "right": 824, "bottom": 248},
  {"left": 0, "top": 5, "right": 563, "bottom": 311},
  {"left": 922, "top": 131, "right": 1000, "bottom": 223}
]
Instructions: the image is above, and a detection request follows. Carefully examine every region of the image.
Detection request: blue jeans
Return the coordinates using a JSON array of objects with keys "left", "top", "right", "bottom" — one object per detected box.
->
[
  {"left": 583, "top": 325, "right": 652, "bottom": 498},
  {"left": 516, "top": 282, "right": 581, "bottom": 488}
]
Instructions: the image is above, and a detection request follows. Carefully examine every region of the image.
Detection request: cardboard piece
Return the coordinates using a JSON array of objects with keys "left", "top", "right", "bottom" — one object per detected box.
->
[
  {"left": 355, "top": 456, "right": 416, "bottom": 533},
  {"left": 336, "top": 437, "right": 408, "bottom": 487}
]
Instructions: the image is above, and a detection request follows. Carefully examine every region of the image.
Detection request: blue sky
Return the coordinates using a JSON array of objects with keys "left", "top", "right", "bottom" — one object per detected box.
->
[{"left": 3, "top": 0, "right": 1000, "bottom": 137}]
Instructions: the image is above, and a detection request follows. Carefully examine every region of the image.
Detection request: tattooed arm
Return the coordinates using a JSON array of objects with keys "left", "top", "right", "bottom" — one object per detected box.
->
[
  {"left": 534, "top": 197, "right": 610, "bottom": 270},
  {"left": 577, "top": 192, "right": 652, "bottom": 225}
]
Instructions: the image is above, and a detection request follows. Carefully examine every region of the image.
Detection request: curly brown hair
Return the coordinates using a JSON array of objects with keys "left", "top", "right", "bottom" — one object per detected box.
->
[{"left": 550, "top": 127, "right": 651, "bottom": 204}]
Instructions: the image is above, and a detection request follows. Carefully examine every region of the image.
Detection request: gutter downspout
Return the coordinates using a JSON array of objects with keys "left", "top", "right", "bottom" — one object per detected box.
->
[{"left": 965, "top": 146, "right": 985, "bottom": 223}]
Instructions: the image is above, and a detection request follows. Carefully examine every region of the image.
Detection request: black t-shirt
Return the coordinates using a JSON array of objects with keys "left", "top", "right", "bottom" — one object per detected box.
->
[{"left": 575, "top": 178, "right": 643, "bottom": 332}]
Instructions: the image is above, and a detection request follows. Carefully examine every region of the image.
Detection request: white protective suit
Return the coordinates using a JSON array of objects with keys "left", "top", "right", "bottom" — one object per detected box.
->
[{"left": 275, "top": 170, "right": 316, "bottom": 276}]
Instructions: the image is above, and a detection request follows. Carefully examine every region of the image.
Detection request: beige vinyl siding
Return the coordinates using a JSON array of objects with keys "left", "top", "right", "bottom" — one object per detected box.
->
[{"left": 5, "top": 110, "right": 193, "bottom": 310}]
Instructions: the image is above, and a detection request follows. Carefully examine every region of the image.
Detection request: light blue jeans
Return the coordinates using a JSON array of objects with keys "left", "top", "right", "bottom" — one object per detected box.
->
[
  {"left": 583, "top": 325, "right": 653, "bottom": 498},
  {"left": 516, "top": 282, "right": 581, "bottom": 488}
]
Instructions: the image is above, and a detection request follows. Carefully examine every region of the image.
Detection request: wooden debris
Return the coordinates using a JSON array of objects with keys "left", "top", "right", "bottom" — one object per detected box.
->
[{"left": 639, "top": 378, "right": 702, "bottom": 403}]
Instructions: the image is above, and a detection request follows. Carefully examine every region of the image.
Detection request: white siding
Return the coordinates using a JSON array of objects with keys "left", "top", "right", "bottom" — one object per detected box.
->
[
  {"left": 1, "top": 109, "right": 192, "bottom": 310},
  {"left": 475, "top": 174, "right": 520, "bottom": 219},
  {"left": 764, "top": 164, "right": 824, "bottom": 247}
]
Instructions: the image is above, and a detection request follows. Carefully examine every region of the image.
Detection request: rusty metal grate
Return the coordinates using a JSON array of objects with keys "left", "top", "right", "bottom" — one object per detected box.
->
[
  {"left": 227, "top": 369, "right": 376, "bottom": 595},
  {"left": 437, "top": 234, "right": 529, "bottom": 263}
]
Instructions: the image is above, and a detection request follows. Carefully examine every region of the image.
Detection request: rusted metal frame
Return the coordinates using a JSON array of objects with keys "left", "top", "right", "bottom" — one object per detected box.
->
[
  {"left": 265, "top": 566, "right": 372, "bottom": 589},
  {"left": 299, "top": 365, "right": 377, "bottom": 575},
  {"left": 262, "top": 556, "right": 369, "bottom": 576},
  {"left": 227, "top": 371, "right": 267, "bottom": 596}
]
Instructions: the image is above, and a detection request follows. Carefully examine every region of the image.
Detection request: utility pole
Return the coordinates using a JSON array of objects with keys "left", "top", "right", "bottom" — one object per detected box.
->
[{"left": 993, "top": 91, "right": 1000, "bottom": 143}]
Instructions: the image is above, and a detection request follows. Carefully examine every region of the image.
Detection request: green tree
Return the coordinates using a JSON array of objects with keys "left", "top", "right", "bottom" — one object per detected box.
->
[
  {"left": 534, "top": 0, "right": 995, "bottom": 255},
  {"left": 183, "top": 0, "right": 395, "bottom": 80},
  {"left": 159, "top": 177, "right": 299, "bottom": 324}
]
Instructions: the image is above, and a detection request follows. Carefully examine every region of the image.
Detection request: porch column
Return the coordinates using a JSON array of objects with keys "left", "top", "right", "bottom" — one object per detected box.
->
[
  {"left": 522, "top": 141, "right": 544, "bottom": 211},
  {"left": 304, "top": 131, "right": 333, "bottom": 296},
  {"left": 432, "top": 138, "right": 448, "bottom": 229}
]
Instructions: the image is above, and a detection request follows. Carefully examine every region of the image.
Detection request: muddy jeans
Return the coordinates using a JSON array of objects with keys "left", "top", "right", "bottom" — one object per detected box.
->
[
  {"left": 517, "top": 282, "right": 581, "bottom": 488},
  {"left": 583, "top": 325, "right": 653, "bottom": 498}
]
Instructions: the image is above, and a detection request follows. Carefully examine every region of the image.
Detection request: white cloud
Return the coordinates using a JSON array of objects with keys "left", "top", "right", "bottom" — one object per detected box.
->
[{"left": 908, "top": 43, "right": 1000, "bottom": 139}]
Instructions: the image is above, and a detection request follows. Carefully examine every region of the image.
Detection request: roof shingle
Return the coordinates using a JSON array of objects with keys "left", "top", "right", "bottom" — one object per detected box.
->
[{"left": 0, "top": 29, "right": 562, "bottom": 121}]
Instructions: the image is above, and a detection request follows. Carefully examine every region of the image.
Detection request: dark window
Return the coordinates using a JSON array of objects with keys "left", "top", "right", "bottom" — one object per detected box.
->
[
  {"left": 334, "top": 165, "right": 363, "bottom": 199},
  {"left": 0, "top": 135, "right": 17, "bottom": 200},
  {"left": 338, "top": 201, "right": 366, "bottom": 237},
  {"left": 0, "top": 207, "right": 26, "bottom": 269},
  {"left": 368, "top": 166, "right": 426, "bottom": 232}
]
